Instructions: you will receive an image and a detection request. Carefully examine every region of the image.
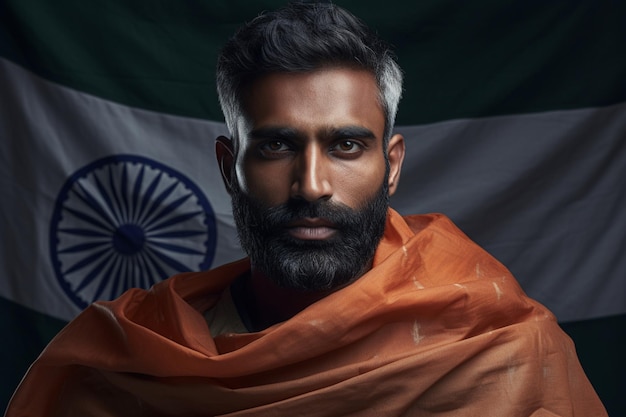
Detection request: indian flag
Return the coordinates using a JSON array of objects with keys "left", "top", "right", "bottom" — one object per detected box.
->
[{"left": 1, "top": 0, "right": 624, "bottom": 414}]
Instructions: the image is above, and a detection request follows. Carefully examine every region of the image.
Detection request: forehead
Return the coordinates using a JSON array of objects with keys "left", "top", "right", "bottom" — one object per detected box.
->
[{"left": 239, "top": 68, "right": 385, "bottom": 139}]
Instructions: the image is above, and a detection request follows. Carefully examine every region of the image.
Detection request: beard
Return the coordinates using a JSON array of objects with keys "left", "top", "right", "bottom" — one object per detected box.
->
[{"left": 230, "top": 176, "right": 390, "bottom": 292}]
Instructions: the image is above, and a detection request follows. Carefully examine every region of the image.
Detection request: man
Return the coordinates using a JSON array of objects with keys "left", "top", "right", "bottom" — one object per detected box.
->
[{"left": 6, "top": 2, "right": 606, "bottom": 416}]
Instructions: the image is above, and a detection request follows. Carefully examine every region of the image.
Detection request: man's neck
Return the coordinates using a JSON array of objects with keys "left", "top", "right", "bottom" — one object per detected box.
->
[{"left": 240, "top": 269, "right": 336, "bottom": 332}]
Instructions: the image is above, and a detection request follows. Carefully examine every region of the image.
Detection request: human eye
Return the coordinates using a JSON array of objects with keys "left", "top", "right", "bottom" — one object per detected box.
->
[
  {"left": 330, "top": 140, "right": 364, "bottom": 158},
  {"left": 258, "top": 140, "right": 293, "bottom": 158}
]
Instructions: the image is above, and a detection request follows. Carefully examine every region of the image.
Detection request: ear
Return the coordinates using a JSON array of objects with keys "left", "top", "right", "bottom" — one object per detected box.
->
[
  {"left": 215, "top": 136, "right": 235, "bottom": 194},
  {"left": 386, "top": 133, "right": 405, "bottom": 196}
]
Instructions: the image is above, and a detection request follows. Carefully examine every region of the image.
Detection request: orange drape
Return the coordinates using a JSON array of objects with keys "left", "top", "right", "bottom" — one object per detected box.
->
[{"left": 6, "top": 210, "right": 606, "bottom": 416}]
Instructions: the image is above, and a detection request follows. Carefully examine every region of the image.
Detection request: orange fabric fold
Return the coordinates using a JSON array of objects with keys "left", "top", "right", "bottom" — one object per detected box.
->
[{"left": 6, "top": 210, "right": 606, "bottom": 416}]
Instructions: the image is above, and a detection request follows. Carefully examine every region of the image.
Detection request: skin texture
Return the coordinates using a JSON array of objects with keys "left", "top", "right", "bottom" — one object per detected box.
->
[{"left": 215, "top": 67, "right": 405, "bottom": 328}]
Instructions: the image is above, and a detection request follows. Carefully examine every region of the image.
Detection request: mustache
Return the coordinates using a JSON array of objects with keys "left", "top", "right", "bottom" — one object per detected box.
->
[{"left": 261, "top": 199, "right": 361, "bottom": 231}]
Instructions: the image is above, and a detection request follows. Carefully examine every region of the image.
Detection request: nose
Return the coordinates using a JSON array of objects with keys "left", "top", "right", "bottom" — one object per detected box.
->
[{"left": 290, "top": 144, "right": 332, "bottom": 202}]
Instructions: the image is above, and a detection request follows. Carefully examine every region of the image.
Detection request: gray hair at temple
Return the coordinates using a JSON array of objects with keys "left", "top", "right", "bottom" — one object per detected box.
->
[{"left": 216, "top": 2, "right": 403, "bottom": 148}]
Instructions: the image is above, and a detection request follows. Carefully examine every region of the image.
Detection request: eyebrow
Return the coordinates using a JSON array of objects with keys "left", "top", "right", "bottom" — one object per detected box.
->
[
  {"left": 324, "top": 126, "right": 377, "bottom": 141},
  {"left": 248, "top": 125, "right": 377, "bottom": 142},
  {"left": 249, "top": 126, "right": 302, "bottom": 141}
]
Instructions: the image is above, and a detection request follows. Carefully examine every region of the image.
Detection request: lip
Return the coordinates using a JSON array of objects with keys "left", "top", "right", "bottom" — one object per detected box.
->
[{"left": 286, "top": 218, "right": 338, "bottom": 240}]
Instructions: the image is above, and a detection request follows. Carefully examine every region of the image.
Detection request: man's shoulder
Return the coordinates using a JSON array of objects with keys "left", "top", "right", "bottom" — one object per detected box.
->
[
  {"left": 400, "top": 212, "right": 471, "bottom": 239},
  {"left": 386, "top": 210, "right": 521, "bottom": 292}
]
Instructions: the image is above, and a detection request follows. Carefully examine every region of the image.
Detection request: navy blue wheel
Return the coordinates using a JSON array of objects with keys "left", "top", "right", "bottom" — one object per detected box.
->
[{"left": 50, "top": 155, "right": 216, "bottom": 310}]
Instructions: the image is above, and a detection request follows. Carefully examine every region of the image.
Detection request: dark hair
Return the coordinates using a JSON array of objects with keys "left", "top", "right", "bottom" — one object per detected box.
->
[{"left": 216, "top": 2, "right": 403, "bottom": 145}]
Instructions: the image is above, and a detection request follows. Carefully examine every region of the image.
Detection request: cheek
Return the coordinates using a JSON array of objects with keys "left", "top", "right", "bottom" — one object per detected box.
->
[
  {"left": 334, "top": 157, "right": 388, "bottom": 207},
  {"left": 235, "top": 160, "right": 291, "bottom": 205}
]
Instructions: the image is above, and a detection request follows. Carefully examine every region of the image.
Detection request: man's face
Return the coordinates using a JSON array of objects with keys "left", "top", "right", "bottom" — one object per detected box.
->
[{"left": 217, "top": 68, "right": 404, "bottom": 291}]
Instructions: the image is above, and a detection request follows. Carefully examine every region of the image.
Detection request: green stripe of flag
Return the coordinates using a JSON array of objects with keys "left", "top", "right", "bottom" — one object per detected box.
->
[
  {"left": 0, "top": 296, "right": 66, "bottom": 410},
  {"left": 371, "top": 0, "right": 626, "bottom": 124},
  {"left": 2, "top": 0, "right": 625, "bottom": 125}
]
